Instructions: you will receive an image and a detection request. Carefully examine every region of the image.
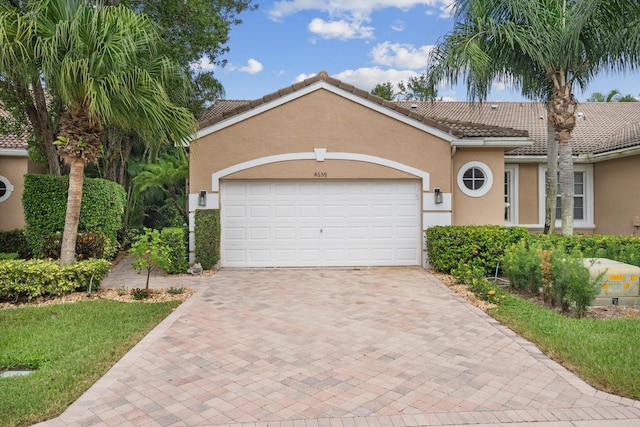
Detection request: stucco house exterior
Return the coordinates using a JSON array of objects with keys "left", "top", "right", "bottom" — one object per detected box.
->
[
  {"left": 0, "top": 132, "right": 45, "bottom": 231},
  {"left": 190, "top": 72, "right": 640, "bottom": 268},
  {"left": 188, "top": 71, "right": 533, "bottom": 268}
]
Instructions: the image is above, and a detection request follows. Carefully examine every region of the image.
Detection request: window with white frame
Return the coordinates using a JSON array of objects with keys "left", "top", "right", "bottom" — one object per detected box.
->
[
  {"left": 0, "top": 176, "right": 13, "bottom": 203},
  {"left": 457, "top": 161, "right": 493, "bottom": 197},
  {"left": 504, "top": 165, "right": 518, "bottom": 224},
  {"left": 538, "top": 164, "right": 593, "bottom": 228}
]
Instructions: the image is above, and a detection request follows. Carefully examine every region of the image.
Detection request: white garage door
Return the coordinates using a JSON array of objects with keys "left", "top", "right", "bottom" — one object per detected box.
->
[{"left": 220, "top": 180, "right": 422, "bottom": 267}]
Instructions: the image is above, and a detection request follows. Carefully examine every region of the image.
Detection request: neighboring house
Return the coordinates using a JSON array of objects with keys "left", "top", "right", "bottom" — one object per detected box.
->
[
  {"left": 188, "top": 71, "right": 532, "bottom": 268},
  {"left": 0, "top": 133, "right": 45, "bottom": 231}
]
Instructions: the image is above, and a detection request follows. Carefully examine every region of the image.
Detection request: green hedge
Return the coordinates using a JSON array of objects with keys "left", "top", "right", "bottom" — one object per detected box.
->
[
  {"left": 529, "top": 234, "right": 640, "bottom": 266},
  {"left": 160, "top": 227, "right": 188, "bottom": 274},
  {"left": 194, "top": 209, "right": 220, "bottom": 270},
  {"left": 0, "top": 229, "right": 31, "bottom": 259},
  {"left": 426, "top": 225, "right": 529, "bottom": 274},
  {"left": 0, "top": 259, "right": 111, "bottom": 302},
  {"left": 22, "top": 174, "right": 126, "bottom": 259}
]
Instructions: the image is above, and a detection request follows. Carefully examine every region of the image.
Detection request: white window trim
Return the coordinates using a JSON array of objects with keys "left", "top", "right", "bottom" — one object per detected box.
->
[
  {"left": 537, "top": 164, "right": 594, "bottom": 229},
  {"left": 457, "top": 161, "right": 493, "bottom": 197},
  {"left": 0, "top": 175, "right": 14, "bottom": 203},
  {"left": 504, "top": 164, "right": 519, "bottom": 225}
]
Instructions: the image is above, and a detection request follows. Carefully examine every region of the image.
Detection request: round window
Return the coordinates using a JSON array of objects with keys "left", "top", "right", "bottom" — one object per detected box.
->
[
  {"left": 0, "top": 176, "right": 14, "bottom": 203},
  {"left": 457, "top": 161, "right": 493, "bottom": 197}
]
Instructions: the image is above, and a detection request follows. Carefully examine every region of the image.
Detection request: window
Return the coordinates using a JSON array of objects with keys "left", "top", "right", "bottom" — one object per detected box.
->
[
  {"left": 555, "top": 172, "right": 585, "bottom": 220},
  {"left": 457, "top": 161, "right": 493, "bottom": 197},
  {"left": 538, "top": 164, "right": 593, "bottom": 228},
  {"left": 0, "top": 176, "right": 13, "bottom": 203},
  {"left": 504, "top": 165, "right": 518, "bottom": 224}
]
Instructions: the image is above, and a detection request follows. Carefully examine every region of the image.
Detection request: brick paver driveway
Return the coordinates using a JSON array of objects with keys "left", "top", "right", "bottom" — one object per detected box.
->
[{"left": 38, "top": 268, "right": 640, "bottom": 426}]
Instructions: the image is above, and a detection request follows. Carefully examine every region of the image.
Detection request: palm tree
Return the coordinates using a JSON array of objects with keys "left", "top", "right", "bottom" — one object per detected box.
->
[
  {"left": 427, "top": 0, "right": 640, "bottom": 235},
  {"left": 588, "top": 89, "right": 638, "bottom": 102},
  {"left": 133, "top": 150, "right": 190, "bottom": 225},
  {"left": 2, "top": 0, "right": 196, "bottom": 264}
]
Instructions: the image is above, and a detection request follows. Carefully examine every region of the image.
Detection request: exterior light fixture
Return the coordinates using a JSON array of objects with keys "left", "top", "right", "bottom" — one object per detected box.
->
[
  {"left": 434, "top": 188, "right": 443, "bottom": 204},
  {"left": 198, "top": 190, "right": 207, "bottom": 207}
]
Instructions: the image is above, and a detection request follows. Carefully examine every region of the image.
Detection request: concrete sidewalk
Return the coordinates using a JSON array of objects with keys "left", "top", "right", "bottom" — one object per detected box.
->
[{"left": 34, "top": 264, "right": 640, "bottom": 427}]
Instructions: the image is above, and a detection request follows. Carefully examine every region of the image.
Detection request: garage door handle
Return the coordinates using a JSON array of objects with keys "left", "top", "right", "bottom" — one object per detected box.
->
[{"left": 320, "top": 228, "right": 323, "bottom": 233}]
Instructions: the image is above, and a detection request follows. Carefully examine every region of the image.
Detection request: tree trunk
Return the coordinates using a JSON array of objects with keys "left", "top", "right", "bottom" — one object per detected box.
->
[
  {"left": 549, "top": 76, "right": 577, "bottom": 236},
  {"left": 102, "top": 130, "right": 134, "bottom": 185},
  {"left": 558, "top": 136, "right": 574, "bottom": 236},
  {"left": 544, "top": 118, "right": 558, "bottom": 234},
  {"left": 60, "top": 158, "right": 86, "bottom": 265}
]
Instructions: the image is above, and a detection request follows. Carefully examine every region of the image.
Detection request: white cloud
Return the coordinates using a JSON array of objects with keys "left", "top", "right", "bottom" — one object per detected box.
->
[
  {"left": 230, "top": 59, "right": 263, "bottom": 74},
  {"left": 308, "top": 17, "right": 374, "bottom": 40},
  {"left": 333, "top": 67, "right": 419, "bottom": 92},
  {"left": 370, "top": 42, "right": 434, "bottom": 70},
  {"left": 269, "top": 1, "right": 454, "bottom": 21},
  {"left": 190, "top": 57, "right": 216, "bottom": 73},
  {"left": 268, "top": 1, "right": 452, "bottom": 40},
  {"left": 391, "top": 20, "right": 404, "bottom": 32}
]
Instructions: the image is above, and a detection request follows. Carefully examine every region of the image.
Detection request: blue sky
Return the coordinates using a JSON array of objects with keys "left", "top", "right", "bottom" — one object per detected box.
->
[{"left": 195, "top": 0, "right": 640, "bottom": 103}]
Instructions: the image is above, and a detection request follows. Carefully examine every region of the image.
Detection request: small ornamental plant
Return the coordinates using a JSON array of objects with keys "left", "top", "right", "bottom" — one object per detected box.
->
[
  {"left": 130, "top": 288, "right": 154, "bottom": 300},
  {"left": 129, "top": 228, "right": 170, "bottom": 291}
]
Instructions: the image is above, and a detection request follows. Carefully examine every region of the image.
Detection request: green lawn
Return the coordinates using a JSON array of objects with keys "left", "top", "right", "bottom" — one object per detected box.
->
[
  {"left": 490, "top": 294, "right": 640, "bottom": 400},
  {"left": 0, "top": 299, "right": 180, "bottom": 427}
]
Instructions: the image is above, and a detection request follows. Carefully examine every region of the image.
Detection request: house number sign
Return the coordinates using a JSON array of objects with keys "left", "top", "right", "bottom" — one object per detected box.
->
[{"left": 314, "top": 172, "right": 328, "bottom": 178}]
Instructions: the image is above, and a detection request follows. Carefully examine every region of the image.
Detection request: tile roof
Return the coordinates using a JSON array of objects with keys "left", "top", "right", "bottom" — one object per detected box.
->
[
  {"left": 0, "top": 109, "right": 28, "bottom": 150},
  {"left": 198, "top": 71, "right": 529, "bottom": 140},
  {"left": 397, "top": 101, "right": 640, "bottom": 156},
  {"left": 199, "top": 72, "right": 640, "bottom": 157}
]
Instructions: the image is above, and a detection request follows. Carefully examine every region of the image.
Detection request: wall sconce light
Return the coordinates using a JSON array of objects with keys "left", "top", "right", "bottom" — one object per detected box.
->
[
  {"left": 434, "top": 188, "right": 443, "bottom": 204},
  {"left": 198, "top": 190, "right": 207, "bottom": 207}
]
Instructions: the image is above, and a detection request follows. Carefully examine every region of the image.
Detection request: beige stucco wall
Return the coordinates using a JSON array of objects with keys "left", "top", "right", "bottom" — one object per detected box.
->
[
  {"left": 452, "top": 148, "right": 505, "bottom": 225},
  {"left": 594, "top": 155, "right": 640, "bottom": 236},
  {"left": 190, "top": 89, "right": 452, "bottom": 193},
  {"left": 0, "top": 155, "right": 28, "bottom": 230}
]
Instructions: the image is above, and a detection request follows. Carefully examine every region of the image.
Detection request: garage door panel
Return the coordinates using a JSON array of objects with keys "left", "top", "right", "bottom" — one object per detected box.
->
[{"left": 221, "top": 180, "right": 421, "bottom": 267}]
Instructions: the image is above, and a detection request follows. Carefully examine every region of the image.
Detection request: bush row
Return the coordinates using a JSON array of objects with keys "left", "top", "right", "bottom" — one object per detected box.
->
[
  {"left": 426, "top": 225, "right": 529, "bottom": 274},
  {"left": 502, "top": 240, "right": 603, "bottom": 317},
  {"left": 0, "top": 229, "right": 31, "bottom": 259},
  {"left": 0, "top": 259, "right": 111, "bottom": 302}
]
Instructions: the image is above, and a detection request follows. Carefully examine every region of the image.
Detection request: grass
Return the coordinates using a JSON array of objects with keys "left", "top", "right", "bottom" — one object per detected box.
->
[
  {"left": 490, "top": 294, "right": 640, "bottom": 400},
  {"left": 0, "top": 299, "right": 180, "bottom": 427}
]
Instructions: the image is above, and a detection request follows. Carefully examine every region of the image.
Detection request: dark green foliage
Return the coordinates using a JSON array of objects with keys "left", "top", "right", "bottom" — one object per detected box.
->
[
  {"left": 22, "top": 174, "right": 126, "bottom": 259},
  {"left": 527, "top": 234, "right": 640, "bottom": 267},
  {"left": 160, "top": 227, "right": 188, "bottom": 274},
  {"left": 41, "top": 232, "right": 107, "bottom": 260},
  {"left": 0, "top": 259, "right": 111, "bottom": 302},
  {"left": 502, "top": 239, "right": 543, "bottom": 293},
  {"left": 194, "top": 209, "right": 220, "bottom": 270},
  {"left": 0, "top": 229, "right": 32, "bottom": 259},
  {"left": 425, "top": 225, "right": 529, "bottom": 274}
]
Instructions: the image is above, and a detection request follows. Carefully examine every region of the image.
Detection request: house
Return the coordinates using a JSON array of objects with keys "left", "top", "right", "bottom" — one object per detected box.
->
[
  {"left": 190, "top": 72, "right": 640, "bottom": 268},
  {"left": 188, "top": 71, "right": 533, "bottom": 268},
  {"left": 0, "top": 133, "right": 45, "bottom": 231}
]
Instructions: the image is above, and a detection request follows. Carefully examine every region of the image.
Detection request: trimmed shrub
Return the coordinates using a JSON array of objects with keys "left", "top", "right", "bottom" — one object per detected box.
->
[
  {"left": 426, "top": 225, "right": 529, "bottom": 274},
  {"left": 194, "top": 209, "right": 220, "bottom": 270},
  {"left": 0, "top": 258, "right": 111, "bottom": 302},
  {"left": 22, "top": 174, "right": 126, "bottom": 259},
  {"left": 502, "top": 239, "right": 543, "bottom": 293},
  {"left": 0, "top": 229, "right": 31, "bottom": 259},
  {"left": 41, "top": 231, "right": 107, "bottom": 260},
  {"left": 160, "top": 227, "right": 188, "bottom": 274}
]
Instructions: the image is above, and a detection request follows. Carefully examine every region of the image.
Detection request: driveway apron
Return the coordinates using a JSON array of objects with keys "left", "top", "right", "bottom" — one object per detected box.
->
[{"left": 36, "top": 268, "right": 640, "bottom": 426}]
